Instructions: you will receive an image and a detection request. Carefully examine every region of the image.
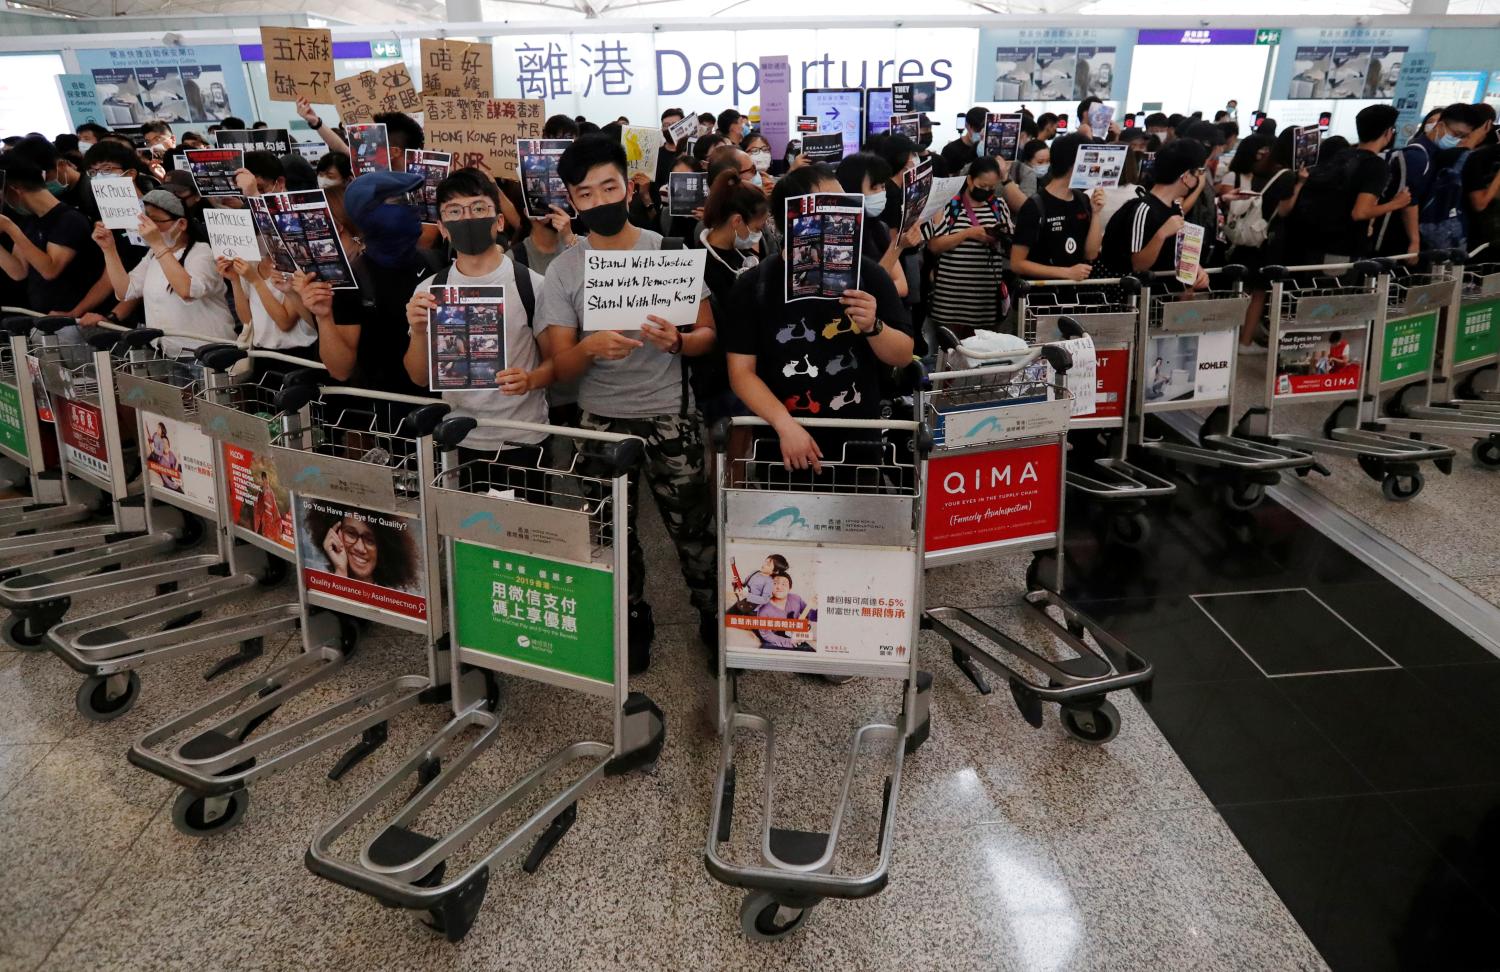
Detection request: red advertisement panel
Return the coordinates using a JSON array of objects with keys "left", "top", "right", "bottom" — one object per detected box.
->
[
  {"left": 222, "top": 442, "right": 295, "bottom": 550},
  {"left": 60, "top": 399, "right": 108, "bottom": 478},
  {"left": 1082, "top": 346, "right": 1129, "bottom": 420},
  {"left": 925, "top": 442, "right": 1061, "bottom": 552}
]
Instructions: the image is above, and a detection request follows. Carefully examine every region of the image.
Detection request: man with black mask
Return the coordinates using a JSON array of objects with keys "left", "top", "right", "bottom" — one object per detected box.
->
[{"left": 534, "top": 135, "right": 719, "bottom": 674}]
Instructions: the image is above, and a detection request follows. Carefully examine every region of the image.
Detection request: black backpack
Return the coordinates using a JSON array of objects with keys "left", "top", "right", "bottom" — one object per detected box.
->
[{"left": 1291, "top": 150, "right": 1371, "bottom": 257}]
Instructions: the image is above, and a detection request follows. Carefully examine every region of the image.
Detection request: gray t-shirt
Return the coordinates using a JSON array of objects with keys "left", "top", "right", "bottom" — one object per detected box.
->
[
  {"left": 414, "top": 255, "right": 549, "bottom": 448},
  {"left": 522, "top": 235, "right": 566, "bottom": 276},
  {"left": 534, "top": 228, "right": 694, "bottom": 420}
]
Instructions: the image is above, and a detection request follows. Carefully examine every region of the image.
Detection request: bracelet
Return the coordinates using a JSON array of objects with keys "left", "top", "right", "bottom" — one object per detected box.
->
[
  {"left": 670, "top": 329, "right": 684, "bottom": 355},
  {"left": 308, "top": 116, "right": 324, "bottom": 131}
]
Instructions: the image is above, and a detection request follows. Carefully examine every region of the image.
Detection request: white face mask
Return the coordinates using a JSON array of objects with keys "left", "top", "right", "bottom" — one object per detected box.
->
[
  {"left": 749, "top": 151, "right": 771, "bottom": 171},
  {"left": 1030, "top": 163, "right": 1049, "bottom": 177},
  {"left": 863, "top": 193, "right": 887, "bottom": 218},
  {"left": 736, "top": 228, "right": 762, "bottom": 250},
  {"left": 317, "top": 175, "right": 340, "bottom": 189}
]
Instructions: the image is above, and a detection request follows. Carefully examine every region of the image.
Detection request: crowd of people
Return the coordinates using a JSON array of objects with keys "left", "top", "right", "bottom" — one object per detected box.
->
[{"left": 2, "top": 88, "right": 1495, "bottom": 670}]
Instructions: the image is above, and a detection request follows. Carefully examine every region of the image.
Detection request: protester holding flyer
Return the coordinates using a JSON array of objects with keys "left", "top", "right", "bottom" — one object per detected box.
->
[
  {"left": 218, "top": 255, "right": 318, "bottom": 373},
  {"left": 404, "top": 168, "right": 550, "bottom": 462},
  {"left": 1099, "top": 138, "right": 1210, "bottom": 289},
  {"left": 836, "top": 152, "right": 921, "bottom": 299},
  {"left": 91, "top": 189, "right": 236, "bottom": 354},
  {"left": 721, "top": 164, "right": 913, "bottom": 472},
  {"left": 1011, "top": 134, "right": 1106, "bottom": 282},
  {"left": 924, "top": 155, "right": 1017, "bottom": 334}
]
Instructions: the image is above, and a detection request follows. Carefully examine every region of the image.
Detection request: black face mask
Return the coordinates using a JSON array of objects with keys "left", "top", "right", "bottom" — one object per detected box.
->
[
  {"left": 443, "top": 217, "right": 497, "bottom": 256},
  {"left": 918, "top": 132, "right": 933, "bottom": 149},
  {"left": 578, "top": 199, "right": 629, "bottom": 237},
  {"left": 968, "top": 186, "right": 993, "bottom": 203}
]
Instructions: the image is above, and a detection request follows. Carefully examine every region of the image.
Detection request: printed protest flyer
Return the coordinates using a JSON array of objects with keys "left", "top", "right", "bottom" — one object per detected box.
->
[
  {"left": 668, "top": 171, "right": 708, "bottom": 217},
  {"left": 785, "top": 193, "right": 864, "bottom": 302},
  {"left": 249, "top": 189, "right": 356, "bottom": 288},
  {"left": 405, "top": 149, "right": 453, "bottom": 223},
  {"left": 519, "top": 139, "right": 573, "bottom": 218},
  {"left": 347, "top": 123, "right": 391, "bottom": 176},
  {"left": 428, "top": 285, "right": 505, "bottom": 391},
  {"left": 900, "top": 159, "right": 934, "bottom": 233},
  {"left": 984, "top": 114, "right": 1022, "bottom": 161},
  {"left": 182, "top": 148, "right": 242, "bottom": 196},
  {"left": 1069, "top": 144, "right": 1128, "bottom": 190}
]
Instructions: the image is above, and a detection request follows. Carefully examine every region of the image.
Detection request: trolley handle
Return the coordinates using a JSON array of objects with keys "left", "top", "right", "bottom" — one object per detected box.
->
[
  {"left": 1, "top": 314, "right": 42, "bottom": 336},
  {"left": 26, "top": 315, "right": 81, "bottom": 336},
  {"left": 85, "top": 329, "right": 123, "bottom": 352},
  {"left": 1143, "top": 263, "right": 1248, "bottom": 284},
  {"left": 1275, "top": 259, "right": 1385, "bottom": 279},
  {"left": 250, "top": 348, "right": 329, "bottom": 369},
  {"left": 1468, "top": 242, "right": 1491, "bottom": 261},
  {"left": 194, "top": 343, "right": 246, "bottom": 372}
]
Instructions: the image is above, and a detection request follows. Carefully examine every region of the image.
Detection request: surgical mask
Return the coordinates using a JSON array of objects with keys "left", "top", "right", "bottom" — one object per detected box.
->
[
  {"left": 863, "top": 193, "right": 887, "bottom": 218},
  {"left": 1030, "top": 163, "right": 1049, "bottom": 178},
  {"left": 577, "top": 199, "right": 629, "bottom": 236},
  {"left": 79, "top": 138, "right": 96, "bottom": 149},
  {"left": 443, "top": 217, "right": 497, "bottom": 256},
  {"left": 149, "top": 142, "right": 170, "bottom": 156},
  {"left": 968, "top": 185, "right": 992, "bottom": 202},
  {"left": 750, "top": 173, "right": 763, "bottom": 188},
  {"left": 735, "top": 229, "right": 762, "bottom": 250},
  {"left": 1438, "top": 133, "right": 1462, "bottom": 151},
  {"left": 46, "top": 181, "right": 65, "bottom": 196},
  {"left": 749, "top": 151, "right": 771, "bottom": 171},
  {"left": 969, "top": 127, "right": 984, "bottom": 141},
  {"left": 317, "top": 175, "right": 340, "bottom": 189}
]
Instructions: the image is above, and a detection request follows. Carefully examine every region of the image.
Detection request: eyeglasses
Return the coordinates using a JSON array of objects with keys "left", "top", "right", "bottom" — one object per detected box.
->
[
  {"left": 440, "top": 203, "right": 497, "bottom": 221},
  {"left": 87, "top": 164, "right": 125, "bottom": 177},
  {"left": 336, "top": 523, "right": 376, "bottom": 550},
  {"left": 147, "top": 214, "right": 177, "bottom": 225}
]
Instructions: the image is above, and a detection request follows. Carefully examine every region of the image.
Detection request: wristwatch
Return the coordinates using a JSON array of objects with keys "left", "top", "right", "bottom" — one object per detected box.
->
[
  {"left": 866, "top": 318, "right": 886, "bottom": 337},
  {"left": 308, "top": 116, "right": 324, "bottom": 131}
]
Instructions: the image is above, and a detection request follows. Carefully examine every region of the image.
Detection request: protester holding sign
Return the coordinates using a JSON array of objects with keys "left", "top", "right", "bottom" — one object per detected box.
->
[
  {"left": 533, "top": 135, "right": 718, "bottom": 673},
  {"left": 1010, "top": 134, "right": 1106, "bottom": 282},
  {"left": 218, "top": 254, "right": 317, "bottom": 368},
  {"left": 1099, "top": 138, "right": 1209, "bottom": 288}
]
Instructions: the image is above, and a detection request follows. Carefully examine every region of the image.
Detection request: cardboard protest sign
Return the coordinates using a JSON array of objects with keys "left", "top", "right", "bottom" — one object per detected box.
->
[
  {"left": 331, "top": 71, "right": 382, "bottom": 126},
  {"left": 420, "top": 39, "right": 493, "bottom": 98},
  {"left": 581, "top": 249, "right": 706, "bottom": 330},
  {"left": 260, "top": 26, "right": 334, "bottom": 104},
  {"left": 375, "top": 62, "right": 421, "bottom": 114},
  {"left": 622, "top": 126, "right": 664, "bottom": 181},
  {"left": 91, "top": 176, "right": 141, "bottom": 231},
  {"left": 423, "top": 98, "right": 544, "bottom": 181},
  {"left": 204, "top": 208, "right": 260, "bottom": 263}
]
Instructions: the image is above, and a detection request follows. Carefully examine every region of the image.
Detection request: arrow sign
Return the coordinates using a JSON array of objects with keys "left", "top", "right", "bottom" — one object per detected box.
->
[{"left": 825, "top": 107, "right": 840, "bottom": 122}]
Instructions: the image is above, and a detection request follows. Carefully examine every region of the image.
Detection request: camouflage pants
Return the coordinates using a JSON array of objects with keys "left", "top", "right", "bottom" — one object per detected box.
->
[{"left": 577, "top": 410, "right": 716, "bottom": 615}]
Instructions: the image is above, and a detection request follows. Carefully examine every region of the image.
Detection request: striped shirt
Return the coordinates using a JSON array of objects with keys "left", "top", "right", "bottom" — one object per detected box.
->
[
  {"left": 1100, "top": 190, "right": 1177, "bottom": 276},
  {"left": 924, "top": 194, "right": 1014, "bottom": 329}
]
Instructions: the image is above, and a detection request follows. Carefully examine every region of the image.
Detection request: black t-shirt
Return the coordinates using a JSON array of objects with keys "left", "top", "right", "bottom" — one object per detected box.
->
[
  {"left": 21, "top": 203, "right": 103, "bottom": 314},
  {"left": 1013, "top": 189, "right": 1092, "bottom": 268},
  {"left": 721, "top": 256, "right": 910, "bottom": 423},
  {"left": 330, "top": 251, "right": 441, "bottom": 397},
  {"left": 939, "top": 137, "right": 979, "bottom": 177},
  {"left": 1463, "top": 144, "right": 1500, "bottom": 196},
  {"left": 1100, "top": 191, "right": 1177, "bottom": 275},
  {"left": 1337, "top": 149, "right": 1392, "bottom": 258}
]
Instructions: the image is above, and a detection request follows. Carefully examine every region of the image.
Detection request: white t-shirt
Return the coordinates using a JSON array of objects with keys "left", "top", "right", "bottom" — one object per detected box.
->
[
  {"left": 245, "top": 277, "right": 317, "bottom": 351},
  {"left": 414, "top": 255, "right": 549, "bottom": 448},
  {"left": 124, "top": 240, "right": 236, "bottom": 356}
]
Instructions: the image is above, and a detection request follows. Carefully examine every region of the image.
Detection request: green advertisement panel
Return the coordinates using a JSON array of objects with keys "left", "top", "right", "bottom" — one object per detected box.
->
[
  {"left": 0, "top": 382, "right": 26, "bottom": 456},
  {"left": 1455, "top": 298, "right": 1500, "bottom": 366},
  {"left": 1381, "top": 311, "right": 1438, "bottom": 384},
  {"left": 452, "top": 540, "right": 614, "bottom": 684}
]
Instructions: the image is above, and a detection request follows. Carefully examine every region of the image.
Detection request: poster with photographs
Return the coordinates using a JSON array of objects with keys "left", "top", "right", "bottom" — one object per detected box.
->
[
  {"left": 89, "top": 62, "right": 234, "bottom": 125},
  {"left": 801, "top": 132, "right": 844, "bottom": 164},
  {"left": 1144, "top": 331, "right": 1234, "bottom": 404},
  {"left": 1293, "top": 125, "right": 1322, "bottom": 171},
  {"left": 428, "top": 285, "right": 505, "bottom": 391},
  {"left": 1068, "top": 144, "right": 1128, "bottom": 190},
  {"left": 890, "top": 112, "right": 921, "bottom": 141},
  {"left": 143, "top": 412, "right": 216, "bottom": 513},
  {"left": 182, "top": 148, "right": 242, "bottom": 197},
  {"left": 519, "top": 139, "right": 574, "bottom": 218},
  {"left": 348, "top": 123, "right": 391, "bottom": 177},
  {"left": 900, "top": 159, "right": 934, "bottom": 234},
  {"left": 215, "top": 128, "right": 292, "bottom": 156},
  {"left": 223, "top": 442, "right": 293, "bottom": 550},
  {"left": 984, "top": 114, "right": 1022, "bottom": 161},
  {"left": 405, "top": 150, "right": 453, "bottom": 224},
  {"left": 892, "top": 81, "right": 936, "bottom": 115},
  {"left": 1032, "top": 46, "right": 1079, "bottom": 99},
  {"left": 668, "top": 171, "right": 708, "bottom": 217},
  {"left": 296, "top": 496, "right": 427, "bottom": 621},
  {"left": 249, "top": 190, "right": 356, "bottom": 289},
  {"left": 1075, "top": 47, "right": 1118, "bottom": 100},
  {"left": 1287, "top": 45, "right": 1410, "bottom": 99},
  {"left": 723, "top": 542, "right": 915, "bottom": 666},
  {"left": 785, "top": 193, "right": 864, "bottom": 302},
  {"left": 1274, "top": 327, "right": 1367, "bottom": 397}
]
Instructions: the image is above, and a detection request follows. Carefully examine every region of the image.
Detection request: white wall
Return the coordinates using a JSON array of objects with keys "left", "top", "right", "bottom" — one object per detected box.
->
[
  {"left": 1125, "top": 45, "right": 1270, "bottom": 120},
  {"left": 0, "top": 54, "right": 68, "bottom": 137}
]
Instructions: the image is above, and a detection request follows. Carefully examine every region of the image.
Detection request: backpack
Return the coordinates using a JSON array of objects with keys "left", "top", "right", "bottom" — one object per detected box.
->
[
  {"left": 1417, "top": 145, "right": 1470, "bottom": 250},
  {"left": 1291, "top": 150, "right": 1372, "bottom": 256},
  {"left": 431, "top": 258, "right": 535, "bottom": 324},
  {"left": 1224, "top": 169, "right": 1288, "bottom": 249}
]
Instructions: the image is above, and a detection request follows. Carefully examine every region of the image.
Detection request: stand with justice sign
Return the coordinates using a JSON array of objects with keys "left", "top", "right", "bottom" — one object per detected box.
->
[{"left": 918, "top": 341, "right": 1152, "bottom": 747}]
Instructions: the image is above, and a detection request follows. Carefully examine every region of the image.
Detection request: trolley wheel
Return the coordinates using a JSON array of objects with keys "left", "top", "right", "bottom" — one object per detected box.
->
[
  {"left": 1381, "top": 471, "right": 1424, "bottom": 502},
  {"left": 1384, "top": 382, "right": 1426, "bottom": 418},
  {"left": 1106, "top": 511, "right": 1151, "bottom": 547},
  {"left": 1025, "top": 553, "right": 1056, "bottom": 594},
  {"left": 3, "top": 613, "right": 50, "bottom": 652},
  {"left": 1221, "top": 480, "right": 1265, "bottom": 511},
  {"left": 1323, "top": 400, "right": 1358, "bottom": 439},
  {"left": 1356, "top": 454, "right": 1386, "bottom": 482},
  {"left": 173, "top": 514, "right": 206, "bottom": 549},
  {"left": 75, "top": 671, "right": 140, "bottom": 722},
  {"left": 170, "top": 787, "right": 249, "bottom": 838},
  {"left": 1472, "top": 438, "right": 1500, "bottom": 469},
  {"left": 1059, "top": 700, "right": 1120, "bottom": 745},
  {"left": 257, "top": 557, "right": 289, "bottom": 588},
  {"left": 739, "top": 892, "right": 809, "bottom": 942}
]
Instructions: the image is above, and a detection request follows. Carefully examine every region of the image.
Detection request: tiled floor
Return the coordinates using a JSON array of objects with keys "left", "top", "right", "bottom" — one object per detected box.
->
[{"left": 0, "top": 500, "right": 1327, "bottom": 972}]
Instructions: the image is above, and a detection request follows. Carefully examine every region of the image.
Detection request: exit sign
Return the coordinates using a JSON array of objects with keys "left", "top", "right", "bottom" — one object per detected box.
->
[
  {"left": 1256, "top": 29, "right": 1282, "bottom": 45},
  {"left": 370, "top": 40, "right": 403, "bottom": 59}
]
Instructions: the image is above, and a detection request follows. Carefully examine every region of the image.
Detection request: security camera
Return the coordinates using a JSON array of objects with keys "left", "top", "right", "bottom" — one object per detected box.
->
[{"left": 162, "top": 31, "right": 183, "bottom": 46}]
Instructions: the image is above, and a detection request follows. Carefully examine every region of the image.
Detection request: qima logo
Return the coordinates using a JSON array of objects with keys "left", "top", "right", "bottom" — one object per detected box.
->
[
  {"left": 757, "top": 506, "right": 810, "bottom": 529},
  {"left": 942, "top": 461, "right": 1040, "bottom": 495}
]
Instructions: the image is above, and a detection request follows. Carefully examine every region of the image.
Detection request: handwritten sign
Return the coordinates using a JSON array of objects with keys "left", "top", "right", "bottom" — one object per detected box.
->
[
  {"left": 420, "top": 39, "right": 493, "bottom": 98},
  {"left": 331, "top": 70, "right": 382, "bottom": 126},
  {"left": 261, "top": 26, "right": 334, "bottom": 103},
  {"left": 204, "top": 208, "right": 260, "bottom": 263},
  {"left": 582, "top": 249, "right": 706, "bottom": 331},
  {"left": 622, "top": 126, "right": 664, "bottom": 181},
  {"left": 376, "top": 62, "right": 421, "bottom": 114},
  {"left": 91, "top": 176, "right": 140, "bottom": 231},
  {"left": 423, "top": 98, "right": 544, "bottom": 181}
]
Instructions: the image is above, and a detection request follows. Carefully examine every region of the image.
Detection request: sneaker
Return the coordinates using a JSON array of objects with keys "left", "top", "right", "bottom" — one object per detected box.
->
[
  {"left": 699, "top": 610, "right": 720, "bottom": 675},
  {"left": 627, "top": 601, "right": 655, "bottom": 675},
  {"left": 1238, "top": 343, "right": 1267, "bottom": 356}
]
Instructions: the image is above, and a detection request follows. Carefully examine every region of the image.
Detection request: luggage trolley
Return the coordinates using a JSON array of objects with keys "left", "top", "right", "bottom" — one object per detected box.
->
[
  {"left": 1389, "top": 249, "right": 1500, "bottom": 468},
  {"left": 1014, "top": 276, "right": 1175, "bottom": 544},
  {"left": 128, "top": 384, "right": 451, "bottom": 837},
  {"left": 45, "top": 344, "right": 313, "bottom": 720},
  {"left": 0, "top": 313, "right": 76, "bottom": 508},
  {"left": 0, "top": 317, "right": 118, "bottom": 556},
  {"left": 1256, "top": 260, "right": 1455, "bottom": 501},
  {"left": 706, "top": 416, "right": 930, "bottom": 942},
  {"left": 306, "top": 416, "right": 665, "bottom": 943},
  {"left": 1135, "top": 266, "right": 1316, "bottom": 510},
  {"left": 918, "top": 344, "right": 1152, "bottom": 741}
]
